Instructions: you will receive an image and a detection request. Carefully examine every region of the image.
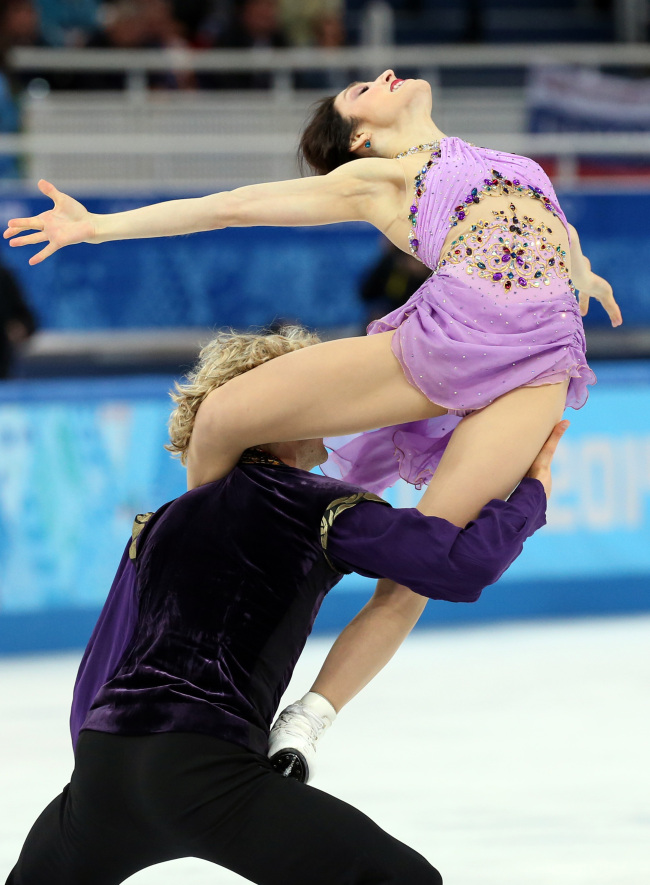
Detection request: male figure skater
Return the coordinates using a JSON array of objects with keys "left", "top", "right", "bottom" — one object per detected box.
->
[{"left": 6, "top": 328, "right": 563, "bottom": 885}]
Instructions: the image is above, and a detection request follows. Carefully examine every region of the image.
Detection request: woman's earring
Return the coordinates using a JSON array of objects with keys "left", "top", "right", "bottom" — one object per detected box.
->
[{"left": 364, "top": 140, "right": 371, "bottom": 148}]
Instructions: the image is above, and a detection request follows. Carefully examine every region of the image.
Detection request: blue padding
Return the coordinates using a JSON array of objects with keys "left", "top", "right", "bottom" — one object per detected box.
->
[
  {"left": 316, "top": 574, "right": 650, "bottom": 633},
  {"left": 0, "top": 374, "right": 173, "bottom": 404},
  {"left": 1, "top": 363, "right": 650, "bottom": 655},
  {"left": 0, "top": 608, "right": 100, "bottom": 655},
  {"left": 2, "top": 574, "right": 648, "bottom": 656}
]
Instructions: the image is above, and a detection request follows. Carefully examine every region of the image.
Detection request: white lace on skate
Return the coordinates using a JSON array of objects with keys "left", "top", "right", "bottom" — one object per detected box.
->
[{"left": 267, "top": 703, "right": 327, "bottom": 760}]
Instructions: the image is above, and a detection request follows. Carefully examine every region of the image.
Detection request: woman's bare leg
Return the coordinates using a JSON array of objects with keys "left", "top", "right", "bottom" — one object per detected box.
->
[
  {"left": 418, "top": 380, "right": 569, "bottom": 525},
  {"left": 311, "top": 381, "right": 569, "bottom": 711},
  {"left": 188, "top": 331, "right": 445, "bottom": 487}
]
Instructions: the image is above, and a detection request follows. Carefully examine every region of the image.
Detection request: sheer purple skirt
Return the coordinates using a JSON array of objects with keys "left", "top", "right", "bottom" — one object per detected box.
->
[{"left": 322, "top": 263, "right": 595, "bottom": 495}]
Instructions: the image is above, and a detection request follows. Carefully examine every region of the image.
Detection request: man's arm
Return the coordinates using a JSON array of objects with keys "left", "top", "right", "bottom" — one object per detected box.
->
[
  {"left": 324, "top": 478, "right": 546, "bottom": 603},
  {"left": 312, "top": 477, "right": 545, "bottom": 711},
  {"left": 268, "top": 423, "right": 568, "bottom": 782}
]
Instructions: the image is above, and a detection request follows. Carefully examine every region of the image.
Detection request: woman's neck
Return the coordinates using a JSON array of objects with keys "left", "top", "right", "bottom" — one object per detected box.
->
[{"left": 379, "top": 122, "right": 447, "bottom": 160}]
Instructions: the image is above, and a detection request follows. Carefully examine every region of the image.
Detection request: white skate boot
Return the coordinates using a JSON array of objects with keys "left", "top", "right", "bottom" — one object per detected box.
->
[{"left": 267, "top": 692, "right": 337, "bottom": 784}]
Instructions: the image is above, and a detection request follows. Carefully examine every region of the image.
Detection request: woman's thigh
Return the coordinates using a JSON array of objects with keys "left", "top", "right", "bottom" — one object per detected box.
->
[
  {"left": 418, "top": 381, "right": 569, "bottom": 526},
  {"left": 189, "top": 331, "right": 446, "bottom": 485}
]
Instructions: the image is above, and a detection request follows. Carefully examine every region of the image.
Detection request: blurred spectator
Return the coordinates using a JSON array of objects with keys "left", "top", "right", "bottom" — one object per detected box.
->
[
  {"left": 220, "top": 0, "right": 288, "bottom": 48},
  {"left": 280, "top": 0, "right": 343, "bottom": 47},
  {"left": 313, "top": 10, "right": 345, "bottom": 47},
  {"left": 192, "top": 0, "right": 232, "bottom": 48},
  {"left": 359, "top": 242, "right": 430, "bottom": 330},
  {"left": 461, "top": 0, "right": 484, "bottom": 43},
  {"left": 0, "top": 0, "right": 44, "bottom": 50},
  {"left": 0, "top": 256, "right": 37, "bottom": 378},
  {"left": 0, "top": 0, "right": 43, "bottom": 176},
  {"left": 169, "top": 0, "right": 212, "bottom": 42},
  {"left": 0, "top": 0, "right": 46, "bottom": 74},
  {"left": 203, "top": 0, "right": 289, "bottom": 89},
  {"left": 0, "top": 72, "right": 20, "bottom": 179},
  {"left": 33, "top": 0, "right": 101, "bottom": 47},
  {"left": 295, "top": 8, "right": 348, "bottom": 89},
  {"left": 83, "top": 0, "right": 196, "bottom": 90}
]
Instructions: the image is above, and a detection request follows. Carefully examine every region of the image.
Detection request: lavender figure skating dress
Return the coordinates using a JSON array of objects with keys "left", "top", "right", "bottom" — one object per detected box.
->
[{"left": 324, "top": 137, "right": 595, "bottom": 494}]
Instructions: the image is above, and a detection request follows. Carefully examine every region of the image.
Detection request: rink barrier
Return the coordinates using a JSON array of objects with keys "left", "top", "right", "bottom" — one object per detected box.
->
[
  {"left": 1, "top": 574, "right": 649, "bottom": 656},
  {"left": 0, "top": 363, "right": 649, "bottom": 655}
]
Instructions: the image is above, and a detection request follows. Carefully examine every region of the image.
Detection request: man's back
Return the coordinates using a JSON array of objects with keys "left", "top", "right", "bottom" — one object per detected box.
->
[{"left": 79, "top": 454, "right": 368, "bottom": 753}]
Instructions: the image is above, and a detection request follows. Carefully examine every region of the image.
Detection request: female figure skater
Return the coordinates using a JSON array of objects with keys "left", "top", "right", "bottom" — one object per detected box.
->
[{"left": 5, "top": 69, "right": 620, "bottom": 721}]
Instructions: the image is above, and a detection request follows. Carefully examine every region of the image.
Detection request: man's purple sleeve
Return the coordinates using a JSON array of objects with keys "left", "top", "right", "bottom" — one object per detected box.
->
[{"left": 325, "top": 478, "right": 546, "bottom": 602}]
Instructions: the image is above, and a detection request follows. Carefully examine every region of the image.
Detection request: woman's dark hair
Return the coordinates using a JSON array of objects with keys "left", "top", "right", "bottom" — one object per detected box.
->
[{"left": 298, "top": 96, "right": 360, "bottom": 176}]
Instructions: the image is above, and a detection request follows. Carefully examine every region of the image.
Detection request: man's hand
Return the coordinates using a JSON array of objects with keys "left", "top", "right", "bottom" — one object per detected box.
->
[
  {"left": 526, "top": 420, "right": 570, "bottom": 499},
  {"left": 4, "top": 180, "right": 96, "bottom": 265}
]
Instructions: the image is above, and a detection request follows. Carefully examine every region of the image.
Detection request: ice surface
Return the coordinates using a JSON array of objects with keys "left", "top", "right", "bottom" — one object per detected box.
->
[{"left": 1, "top": 616, "right": 649, "bottom": 885}]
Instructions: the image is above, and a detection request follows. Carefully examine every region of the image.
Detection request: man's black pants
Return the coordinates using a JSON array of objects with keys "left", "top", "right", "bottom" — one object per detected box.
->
[{"left": 6, "top": 731, "right": 442, "bottom": 885}]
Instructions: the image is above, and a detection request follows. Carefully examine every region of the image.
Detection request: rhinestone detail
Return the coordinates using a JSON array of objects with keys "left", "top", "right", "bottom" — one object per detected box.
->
[
  {"left": 437, "top": 213, "right": 572, "bottom": 293},
  {"left": 449, "top": 169, "right": 563, "bottom": 228},
  {"left": 395, "top": 141, "right": 442, "bottom": 159},
  {"left": 405, "top": 146, "right": 442, "bottom": 260}
]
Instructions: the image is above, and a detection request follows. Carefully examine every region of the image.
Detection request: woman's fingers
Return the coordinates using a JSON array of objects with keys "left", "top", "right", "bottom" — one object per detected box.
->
[
  {"left": 38, "top": 179, "right": 60, "bottom": 202},
  {"left": 578, "top": 274, "right": 622, "bottom": 327},
  {"left": 8, "top": 231, "right": 48, "bottom": 247},
  {"left": 600, "top": 290, "right": 623, "bottom": 327},
  {"left": 4, "top": 218, "right": 43, "bottom": 238},
  {"left": 28, "top": 242, "right": 59, "bottom": 265}
]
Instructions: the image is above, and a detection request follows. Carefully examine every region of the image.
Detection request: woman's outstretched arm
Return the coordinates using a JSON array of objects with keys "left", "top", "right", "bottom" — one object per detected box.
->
[{"left": 4, "top": 159, "right": 403, "bottom": 266}]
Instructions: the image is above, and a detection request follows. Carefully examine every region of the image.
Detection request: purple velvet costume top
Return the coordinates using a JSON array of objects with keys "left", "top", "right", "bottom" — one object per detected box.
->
[
  {"left": 324, "top": 137, "right": 595, "bottom": 494},
  {"left": 71, "top": 451, "right": 546, "bottom": 755}
]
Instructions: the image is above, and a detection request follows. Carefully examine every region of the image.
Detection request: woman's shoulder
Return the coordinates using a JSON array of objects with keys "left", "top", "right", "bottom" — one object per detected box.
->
[{"left": 329, "top": 157, "right": 406, "bottom": 190}]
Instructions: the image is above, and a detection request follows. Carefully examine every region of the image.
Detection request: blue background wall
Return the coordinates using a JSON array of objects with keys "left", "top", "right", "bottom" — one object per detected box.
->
[
  {"left": 0, "top": 190, "right": 647, "bottom": 331},
  {"left": 0, "top": 363, "right": 649, "bottom": 654}
]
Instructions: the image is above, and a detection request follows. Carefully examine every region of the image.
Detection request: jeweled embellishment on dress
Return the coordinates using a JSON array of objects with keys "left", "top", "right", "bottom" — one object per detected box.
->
[
  {"left": 405, "top": 146, "right": 442, "bottom": 260},
  {"left": 448, "top": 169, "right": 563, "bottom": 228},
  {"left": 438, "top": 212, "right": 571, "bottom": 292}
]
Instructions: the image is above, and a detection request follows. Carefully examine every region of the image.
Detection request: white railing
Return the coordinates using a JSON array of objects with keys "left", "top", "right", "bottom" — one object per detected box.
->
[
  {"left": 8, "top": 43, "right": 650, "bottom": 78},
  {"left": 2, "top": 44, "right": 649, "bottom": 190},
  {"left": 0, "top": 131, "right": 647, "bottom": 191},
  {"left": 6, "top": 43, "right": 650, "bottom": 99}
]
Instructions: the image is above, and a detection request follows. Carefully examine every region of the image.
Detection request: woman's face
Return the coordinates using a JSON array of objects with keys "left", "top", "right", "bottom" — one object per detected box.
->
[{"left": 334, "top": 70, "right": 431, "bottom": 130}]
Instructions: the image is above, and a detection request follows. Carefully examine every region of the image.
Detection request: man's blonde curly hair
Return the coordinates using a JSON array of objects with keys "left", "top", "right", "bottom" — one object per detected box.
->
[{"left": 166, "top": 325, "right": 320, "bottom": 465}]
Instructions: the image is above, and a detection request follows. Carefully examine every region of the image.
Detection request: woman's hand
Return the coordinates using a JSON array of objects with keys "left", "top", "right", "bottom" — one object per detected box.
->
[
  {"left": 3, "top": 180, "right": 96, "bottom": 265},
  {"left": 526, "top": 419, "right": 570, "bottom": 499},
  {"left": 574, "top": 257, "right": 622, "bottom": 328}
]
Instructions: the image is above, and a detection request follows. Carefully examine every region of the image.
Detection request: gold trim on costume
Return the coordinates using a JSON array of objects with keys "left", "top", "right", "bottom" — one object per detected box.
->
[
  {"left": 239, "top": 448, "right": 285, "bottom": 468},
  {"left": 129, "top": 512, "right": 154, "bottom": 561},
  {"left": 320, "top": 492, "right": 389, "bottom": 571}
]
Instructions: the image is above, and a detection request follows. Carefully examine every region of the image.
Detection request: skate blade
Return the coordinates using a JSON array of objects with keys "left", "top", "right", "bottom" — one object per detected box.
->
[{"left": 269, "top": 750, "right": 309, "bottom": 783}]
